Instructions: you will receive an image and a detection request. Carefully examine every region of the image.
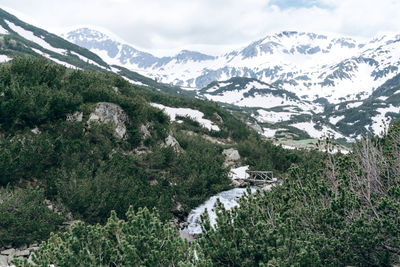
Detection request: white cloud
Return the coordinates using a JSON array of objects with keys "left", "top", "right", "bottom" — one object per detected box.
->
[{"left": 1, "top": 0, "right": 400, "bottom": 56}]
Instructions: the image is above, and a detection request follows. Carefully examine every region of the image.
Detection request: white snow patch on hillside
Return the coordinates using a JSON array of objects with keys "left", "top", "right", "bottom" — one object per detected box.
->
[
  {"left": 230, "top": 165, "right": 249, "bottom": 179},
  {"left": 5, "top": 20, "right": 67, "bottom": 55},
  {"left": 0, "top": 55, "right": 12, "bottom": 62},
  {"left": 370, "top": 105, "right": 400, "bottom": 135},
  {"left": 31, "top": 48, "right": 79, "bottom": 69},
  {"left": 329, "top": 115, "right": 345, "bottom": 125},
  {"left": 0, "top": 25, "right": 8, "bottom": 34},
  {"left": 281, "top": 144, "right": 296, "bottom": 150},
  {"left": 377, "top": 96, "right": 388, "bottom": 101},
  {"left": 347, "top": 101, "right": 363, "bottom": 109},
  {"left": 263, "top": 128, "right": 286, "bottom": 138},
  {"left": 218, "top": 82, "right": 232, "bottom": 87},
  {"left": 70, "top": 51, "right": 105, "bottom": 69},
  {"left": 256, "top": 109, "right": 294, "bottom": 123},
  {"left": 291, "top": 121, "right": 346, "bottom": 140},
  {"left": 121, "top": 76, "right": 147, "bottom": 86},
  {"left": 151, "top": 103, "right": 220, "bottom": 131}
]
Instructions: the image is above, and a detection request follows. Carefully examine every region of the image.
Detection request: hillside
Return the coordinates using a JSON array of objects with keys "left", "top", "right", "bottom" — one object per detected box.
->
[
  {"left": 0, "top": 57, "right": 321, "bottom": 253},
  {"left": 0, "top": 8, "right": 193, "bottom": 100},
  {"left": 1, "top": 58, "right": 398, "bottom": 266}
]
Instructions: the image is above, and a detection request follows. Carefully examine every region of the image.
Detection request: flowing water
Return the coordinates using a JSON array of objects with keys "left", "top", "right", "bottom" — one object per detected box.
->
[{"left": 180, "top": 187, "right": 258, "bottom": 238}]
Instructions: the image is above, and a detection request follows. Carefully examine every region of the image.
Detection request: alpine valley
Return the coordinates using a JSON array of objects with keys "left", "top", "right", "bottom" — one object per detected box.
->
[
  {"left": 1, "top": 6, "right": 400, "bottom": 144},
  {"left": 1, "top": 6, "right": 400, "bottom": 266},
  {"left": 63, "top": 27, "right": 400, "bottom": 143}
]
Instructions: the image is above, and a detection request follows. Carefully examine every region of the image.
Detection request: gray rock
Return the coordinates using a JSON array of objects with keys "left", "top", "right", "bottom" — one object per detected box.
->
[
  {"left": 30, "top": 127, "right": 41, "bottom": 135},
  {"left": 214, "top": 112, "right": 223, "bottom": 123},
  {"left": 250, "top": 123, "right": 263, "bottom": 133},
  {"left": 88, "top": 102, "right": 128, "bottom": 139},
  {"left": 222, "top": 148, "right": 241, "bottom": 167},
  {"left": 0, "top": 255, "right": 8, "bottom": 266},
  {"left": 28, "top": 246, "right": 40, "bottom": 252},
  {"left": 67, "top": 111, "right": 83, "bottom": 122},
  {"left": 140, "top": 124, "right": 151, "bottom": 138},
  {"left": 15, "top": 249, "right": 30, "bottom": 257},
  {"left": 162, "top": 135, "right": 182, "bottom": 152},
  {"left": 1, "top": 248, "right": 15, "bottom": 255}
]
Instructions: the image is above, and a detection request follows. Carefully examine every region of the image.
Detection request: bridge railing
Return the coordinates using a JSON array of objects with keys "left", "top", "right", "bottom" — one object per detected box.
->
[{"left": 245, "top": 171, "right": 274, "bottom": 181}]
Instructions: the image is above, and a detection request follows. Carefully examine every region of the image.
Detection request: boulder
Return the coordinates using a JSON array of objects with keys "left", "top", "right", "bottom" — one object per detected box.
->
[
  {"left": 214, "top": 112, "right": 223, "bottom": 123},
  {"left": 162, "top": 135, "right": 182, "bottom": 152},
  {"left": 0, "top": 255, "right": 8, "bottom": 267},
  {"left": 1, "top": 248, "right": 15, "bottom": 256},
  {"left": 88, "top": 102, "right": 128, "bottom": 139},
  {"left": 31, "top": 127, "right": 41, "bottom": 135},
  {"left": 250, "top": 123, "right": 263, "bottom": 133},
  {"left": 66, "top": 111, "right": 83, "bottom": 122},
  {"left": 28, "top": 246, "right": 40, "bottom": 253},
  {"left": 15, "top": 249, "right": 30, "bottom": 257},
  {"left": 222, "top": 148, "right": 241, "bottom": 167},
  {"left": 140, "top": 124, "right": 151, "bottom": 139}
]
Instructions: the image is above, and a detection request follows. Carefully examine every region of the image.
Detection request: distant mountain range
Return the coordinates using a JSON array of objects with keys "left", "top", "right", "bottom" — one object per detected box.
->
[
  {"left": 64, "top": 28, "right": 400, "bottom": 104},
  {"left": 2, "top": 7, "right": 400, "bottom": 143}
]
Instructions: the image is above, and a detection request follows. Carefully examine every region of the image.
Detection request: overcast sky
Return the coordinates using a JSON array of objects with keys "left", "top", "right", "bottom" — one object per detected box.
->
[{"left": 2, "top": 0, "right": 400, "bottom": 56}]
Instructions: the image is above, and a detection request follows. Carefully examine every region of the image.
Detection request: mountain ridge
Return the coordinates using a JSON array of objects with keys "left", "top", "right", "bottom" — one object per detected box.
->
[{"left": 64, "top": 27, "right": 400, "bottom": 104}]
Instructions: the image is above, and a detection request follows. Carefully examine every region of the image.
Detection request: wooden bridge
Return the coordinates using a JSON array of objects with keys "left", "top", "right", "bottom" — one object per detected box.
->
[{"left": 241, "top": 170, "right": 277, "bottom": 185}]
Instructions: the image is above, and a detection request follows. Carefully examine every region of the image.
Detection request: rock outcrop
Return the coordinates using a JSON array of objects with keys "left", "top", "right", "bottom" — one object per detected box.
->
[
  {"left": 0, "top": 244, "right": 40, "bottom": 266},
  {"left": 162, "top": 134, "right": 182, "bottom": 152},
  {"left": 222, "top": 148, "right": 241, "bottom": 168},
  {"left": 88, "top": 102, "right": 128, "bottom": 139},
  {"left": 66, "top": 111, "right": 83, "bottom": 122}
]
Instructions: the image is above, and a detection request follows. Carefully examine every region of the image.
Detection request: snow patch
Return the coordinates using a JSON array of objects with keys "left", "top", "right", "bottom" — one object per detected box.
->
[
  {"left": 291, "top": 121, "right": 347, "bottom": 140},
  {"left": 329, "top": 115, "right": 345, "bottom": 125},
  {"left": 183, "top": 187, "right": 257, "bottom": 235},
  {"left": 230, "top": 165, "right": 249, "bottom": 179},
  {"left": 5, "top": 20, "right": 67, "bottom": 55},
  {"left": 151, "top": 103, "right": 220, "bottom": 131},
  {"left": 370, "top": 105, "right": 400, "bottom": 135},
  {"left": 377, "top": 96, "right": 388, "bottom": 101},
  {"left": 346, "top": 101, "right": 363, "bottom": 109},
  {"left": 70, "top": 51, "right": 105, "bottom": 69},
  {"left": 31, "top": 48, "right": 79, "bottom": 69},
  {"left": 256, "top": 109, "right": 295, "bottom": 123},
  {"left": 262, "top": 128, "right": 286, "bottom": 138},
  {"left": 0, "top": 55, "right": 12, "bottom": 62}
]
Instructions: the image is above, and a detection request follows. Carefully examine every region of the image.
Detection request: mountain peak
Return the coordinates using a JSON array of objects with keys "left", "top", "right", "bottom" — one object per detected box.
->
[{"left": 174, "top": 50, "right": 215, "bottom": 62}]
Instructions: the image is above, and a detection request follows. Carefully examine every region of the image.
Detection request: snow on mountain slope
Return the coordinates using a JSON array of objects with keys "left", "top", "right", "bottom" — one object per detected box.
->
[
  {"left": 0, "top": 54, "right": 11, "bottom": 62},
  {"left": 290, "top": 121, "right": 348, "bottom": 140},
  {"left": 65, "top": 28, "right": 400, "bottom": 104},
  {"left": 370, "top": 105, "right": 400, "bottom": 135},
  {"left": 5, "top": 20, "right": 67, "bottom": 55},
  {"left": 150, "top": 103, "right": 220, "bottom": 131},
  {"left": 200, "top": 77, "right": 322, "bottom": 113}
]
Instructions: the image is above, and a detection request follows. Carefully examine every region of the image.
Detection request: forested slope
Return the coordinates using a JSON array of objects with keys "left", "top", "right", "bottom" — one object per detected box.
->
[{"left": 0, "top": 57, "right": 319, "bottom": 253}]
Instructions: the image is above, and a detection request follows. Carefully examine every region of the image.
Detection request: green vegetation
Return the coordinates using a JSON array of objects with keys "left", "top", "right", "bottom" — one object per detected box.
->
[
  {"left": 3, "top": 57, "right": 399, "bottom": 266},
  {"left": 14, "top": 207, "right": 210, "bottom": 267},
  {"left": 0, "top": 187, "right": 64, "bottom": 247},
  {"left": 199, "top": 126, "right": 400, "bottom": 266},
  {"left": 0, "top": 57, "right": 239, "bottom": 244}
]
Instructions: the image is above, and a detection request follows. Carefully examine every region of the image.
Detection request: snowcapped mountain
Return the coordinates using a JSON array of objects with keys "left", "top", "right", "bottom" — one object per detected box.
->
[{"left": 64, "top": 28, "right": 400, "bottom": 104}]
